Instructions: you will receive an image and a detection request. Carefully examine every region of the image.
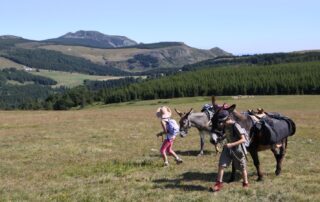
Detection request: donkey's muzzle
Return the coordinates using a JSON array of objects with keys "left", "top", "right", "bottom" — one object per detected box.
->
[
  {"left": 210, "top": 133, "right": 218, "bottom": 145},
  {"left": 179, "top": 131, "right": 187, "bottom": 137}
]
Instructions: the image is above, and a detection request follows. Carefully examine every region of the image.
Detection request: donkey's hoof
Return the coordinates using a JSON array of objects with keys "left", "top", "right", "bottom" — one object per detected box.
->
[
  {"left": 227, "top": 177, "right": 235, "bottom": 183},
  {"left": 256, "top": 177, "right": 264, "bottom": 182},
  {"left": 275, "top": 169, "right": 281, "bottom": 176}
]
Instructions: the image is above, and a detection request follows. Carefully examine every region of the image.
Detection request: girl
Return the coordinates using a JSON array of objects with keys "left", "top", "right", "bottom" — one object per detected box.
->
[{"left": 156, "top": 106, "right": 183, "bottom": 166}]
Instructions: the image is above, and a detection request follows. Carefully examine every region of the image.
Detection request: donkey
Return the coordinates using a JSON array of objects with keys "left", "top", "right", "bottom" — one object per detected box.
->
[
  {"left": 210, "top": 104, "right": 295, "bottom": 181},
  {"left": 177, "top": 104, "right": 294, "bottom": 181},
  {"left": 174, "top": 108, "right": 220, "bottom": 156}
]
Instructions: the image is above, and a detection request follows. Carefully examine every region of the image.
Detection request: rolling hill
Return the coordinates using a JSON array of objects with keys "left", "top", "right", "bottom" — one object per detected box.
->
[
  {"left": 0, "top": 30, "right": 231, "bottom": 73},
  {"left": 39, "top": 43, "right": 230, "bottom": 71}
]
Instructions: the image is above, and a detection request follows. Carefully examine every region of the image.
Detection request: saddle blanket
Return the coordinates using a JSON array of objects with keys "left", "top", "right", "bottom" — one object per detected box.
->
[{"left": 252, "top": 113, "right": 296, "bottom": 145}]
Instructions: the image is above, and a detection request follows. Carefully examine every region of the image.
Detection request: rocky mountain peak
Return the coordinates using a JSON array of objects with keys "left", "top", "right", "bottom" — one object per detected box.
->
[{"left": 56, "top": 30, "right": 138, "bottom": 48}]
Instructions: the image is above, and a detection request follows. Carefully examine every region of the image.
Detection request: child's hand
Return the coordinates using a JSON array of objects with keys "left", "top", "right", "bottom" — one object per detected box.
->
[
  {"left": 224, "top": 143, "right": 232, "bottom": 148},
  {"left": 156, "top": 132, "right": 163, "bottom": 137}
]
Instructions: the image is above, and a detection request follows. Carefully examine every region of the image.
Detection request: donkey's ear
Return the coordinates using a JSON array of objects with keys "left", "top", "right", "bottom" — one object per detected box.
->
[
  {"left": 186, "top": 108, "right": 193, "bottom": 115},
  {"left": 211, "top": 96, "right": 216, "bottom": 105},
  {"left": 212, "top": 96, "right": 222, "bottom": 111},
  {"left": 226, "top": 104, "right": 236, "bottom": 113},
  {"left": 174, "top": 108, "right": 184, "bottom": 117},
  {"left": 212, "top": 96, "right": 219, "bottom": 110}
]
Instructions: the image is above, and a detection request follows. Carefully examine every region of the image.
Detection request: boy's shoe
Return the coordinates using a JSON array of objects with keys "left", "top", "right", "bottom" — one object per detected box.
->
[
  {"left": 242, "top": 182, "right": 249, "bottom": 188},
  {"left": 164, "top": 161, "right": 169, "bottom": 167},
  {"left": 175, "top": 158, "right": 183, "bottom": 164},
  {"left": 209, "top": 181, "right": 223, "bottom": 192}
]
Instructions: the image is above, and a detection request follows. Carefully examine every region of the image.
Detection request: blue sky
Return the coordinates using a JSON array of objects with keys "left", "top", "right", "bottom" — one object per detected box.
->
[{"left": 1, "top": 0, "right": 319, "bottom": 54}]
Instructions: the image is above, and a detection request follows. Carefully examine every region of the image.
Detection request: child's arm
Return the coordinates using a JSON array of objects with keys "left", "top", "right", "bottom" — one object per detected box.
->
[
  {"left": 225, "top": 134, "right": 246, "bottom": 148},
  {"left": 156, "top": 120, "right": 167, "bottom": 137},
  {"left": 156, "top": 131, "right": 164, "bottom": 137},
  {"left": 161, "top": 120, "right": 167, "bottom": 133}
]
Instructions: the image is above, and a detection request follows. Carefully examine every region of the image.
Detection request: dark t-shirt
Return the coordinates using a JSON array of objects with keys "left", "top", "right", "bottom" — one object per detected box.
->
[{"left": 224, "top": 122, "right": 247, "bottom": 154}]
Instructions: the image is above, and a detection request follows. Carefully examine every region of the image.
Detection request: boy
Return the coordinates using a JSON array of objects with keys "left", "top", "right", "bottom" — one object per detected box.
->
[{"left": 210, "top": 110, "right": 249, "bottom": 191}]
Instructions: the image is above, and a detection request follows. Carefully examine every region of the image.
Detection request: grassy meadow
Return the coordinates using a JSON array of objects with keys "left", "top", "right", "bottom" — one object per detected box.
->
[
  {"left": 40, "top": 45, "right": 151, "bottom": 63},
  {"left": 31, "top": 70, "right": 122, "bottom": 88},
  {"left": 0, "top": 57, "right": 24, "bottom": 70},
  {"left": 0, "top": 95, "right": 319, "bottom": 201},
  {"left": 0, "top": 57, "right": 122, "bottom": 88}
]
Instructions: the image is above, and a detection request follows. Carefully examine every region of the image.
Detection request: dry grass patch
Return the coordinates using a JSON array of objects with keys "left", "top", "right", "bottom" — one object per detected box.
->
[
  {"left": 0, "top": 57, "right": 24, "bottom": 70},
  {"left": 40, "top": 45, "right": 151, "bottom": 63}
]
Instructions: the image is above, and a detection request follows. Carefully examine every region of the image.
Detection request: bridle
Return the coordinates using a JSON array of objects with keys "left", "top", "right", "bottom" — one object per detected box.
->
[{"left": 179, "top": 114, "right": 192, "bottom": 137}]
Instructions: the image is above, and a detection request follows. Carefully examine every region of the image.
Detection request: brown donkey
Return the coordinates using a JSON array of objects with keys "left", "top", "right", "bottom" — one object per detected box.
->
[{"left": 210, "top": 103, "right": 295, "bottom": 181}]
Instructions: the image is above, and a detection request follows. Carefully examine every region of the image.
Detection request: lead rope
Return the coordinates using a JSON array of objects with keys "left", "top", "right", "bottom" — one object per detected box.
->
[{"left": 229, "top": 145, "right": 249, "bottom": 162}]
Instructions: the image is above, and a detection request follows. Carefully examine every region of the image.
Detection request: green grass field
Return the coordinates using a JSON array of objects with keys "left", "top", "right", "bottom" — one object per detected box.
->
[
  {"left": 0, "top": 57, "right": 122, "bottom": 87},
  {"left": 0, "top": 95, "right": 319, "bottom": 201}
]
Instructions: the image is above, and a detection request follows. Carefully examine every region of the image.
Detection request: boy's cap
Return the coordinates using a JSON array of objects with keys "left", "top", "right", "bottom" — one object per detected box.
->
[{"left": 218, "top": 110, "right": 230, "bottom": 122}]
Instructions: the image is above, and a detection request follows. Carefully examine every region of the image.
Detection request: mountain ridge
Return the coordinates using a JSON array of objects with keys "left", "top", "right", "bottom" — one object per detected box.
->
[
  {"left": 43, "top": 30, "right": 138, "bottom": 48},
  {"left": 0, "top": 30, "right": 232, "bottom": 73}
]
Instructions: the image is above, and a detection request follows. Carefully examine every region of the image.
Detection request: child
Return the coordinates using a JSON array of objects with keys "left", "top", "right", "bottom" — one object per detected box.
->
[
  {"left": 210, "top": 110, "right": 249, "bottom": 191},
  {"left": 156, "top": 106, "right": 183, "bottom": 166}
]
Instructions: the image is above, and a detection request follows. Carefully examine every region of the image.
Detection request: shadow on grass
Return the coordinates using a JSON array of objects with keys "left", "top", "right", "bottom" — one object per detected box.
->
[
  {"left": 155, "top": 183, "right": 209, "bottom": 191},
  {"left": 149, "top": 150, "right": 215, "bottom": 158},
  {"left": 153, "top": 171, "right": 236, "bottom": 192},
  {"left": 175, "top": 150, "right": 215, "bottom": 156}
]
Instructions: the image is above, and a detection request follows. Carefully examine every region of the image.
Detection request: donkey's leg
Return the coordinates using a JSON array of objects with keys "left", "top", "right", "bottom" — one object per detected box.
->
[
  {"left": 198, "top": 131, "right": 205, "bottom": 156},
  {"left": 272, "top": 138, "right": 287, "bottom": 176},
  {"left": 249, "top": 148, "right": 263, "bottom": 181},
  {"left": 228, "top": 161, "right": 236, "bottom": 183}
]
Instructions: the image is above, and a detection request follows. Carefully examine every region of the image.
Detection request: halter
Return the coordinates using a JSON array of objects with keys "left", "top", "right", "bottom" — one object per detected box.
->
[{"left": 179, "top": 114, "right": 192, "bottom": 136}]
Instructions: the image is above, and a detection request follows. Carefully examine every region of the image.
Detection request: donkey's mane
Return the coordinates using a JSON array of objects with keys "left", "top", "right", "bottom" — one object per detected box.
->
[
  {"left": 191, "top": 112, "right": 207, "bottom": 118},
  {"left": 232, "top": 110, "right": 247, "bottom": 121}
]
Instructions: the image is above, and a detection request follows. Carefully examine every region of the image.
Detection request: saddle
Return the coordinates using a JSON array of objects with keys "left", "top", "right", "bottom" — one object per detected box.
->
[
  {"left": 248, "top": 108, "right": 266, "bottom": 122},
  {"left": 249, "top": 108, "right": 296, "bottom": 145},
  {"left": 204, "top": 110, "right": 214, "bottom": 121},
  {"left": 201, "top": 106, "right": 214, "bottom": 127}
]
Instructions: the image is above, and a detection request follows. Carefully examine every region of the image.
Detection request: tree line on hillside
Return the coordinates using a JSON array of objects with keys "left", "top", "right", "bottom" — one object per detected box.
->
[
  {"left": 44, "top": 77, "right": 144, "bottom": 110},
  {"left": 44, "top": 86, "right": 93, "bottom": 110},
  {"left": 127, "top": 54, "right": 159, "bottom": 68},
  {"left": 0, "top": 38, "right": 32, "bottom": 50},
  {"left": 123, "top": 42, "right": 184, "bottom": 49},
  {"left": 0, "top": 68, "right": 64, "bottom": 109},
  {"left": 1, "top": 68, "right": 57, "bottom": 85},
  {"left": 1, "top": 48, "right": 132, "bottom": 76},
  {"left": 0, "top": 84, "right": 64, "bottom": 110},
  {"left": 84, "top": 77, "right": 143, "bottom": 91},
  {"left": 1, "top": 52, "right": 320, "bottom": 110},
  {"left": 0, "top": 68, "right": 144, "bottom": 110},
  {"left": 43, "top": 61, "right": 320, "bottom": 110},
  {"left": 182, "top": 52, "right": 320, "bottom": 71}
]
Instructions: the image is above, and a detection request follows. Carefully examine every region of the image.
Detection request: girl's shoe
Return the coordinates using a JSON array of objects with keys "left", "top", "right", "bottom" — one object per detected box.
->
[
  {"left": 209, "top": 181, "right": 223, "bottom": 192},
  {"left": 175, "top": 158, "right": 183, "bottom": 164},
  {"left": 164, "top": 161, "right": 169, "bottom": 166},
  {"left": 242, "top": 182, "right": 249, "bottom": 188}
]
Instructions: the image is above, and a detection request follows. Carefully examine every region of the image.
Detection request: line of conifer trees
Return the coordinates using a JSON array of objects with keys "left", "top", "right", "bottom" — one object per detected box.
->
[
  {"left": 2, "top": 48, "right": 132, "bottom": 76},
  {"left": 45, "top": 61, "right": 320, "bottom": 110}
]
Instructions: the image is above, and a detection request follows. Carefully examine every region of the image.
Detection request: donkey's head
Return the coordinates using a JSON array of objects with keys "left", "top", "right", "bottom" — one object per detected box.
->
[
  {"left": 174, "top": 108, "right": 193, "bottom": 137},
  {"left": 209, "top": 104, "right": 237, "bottom": 144}
]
